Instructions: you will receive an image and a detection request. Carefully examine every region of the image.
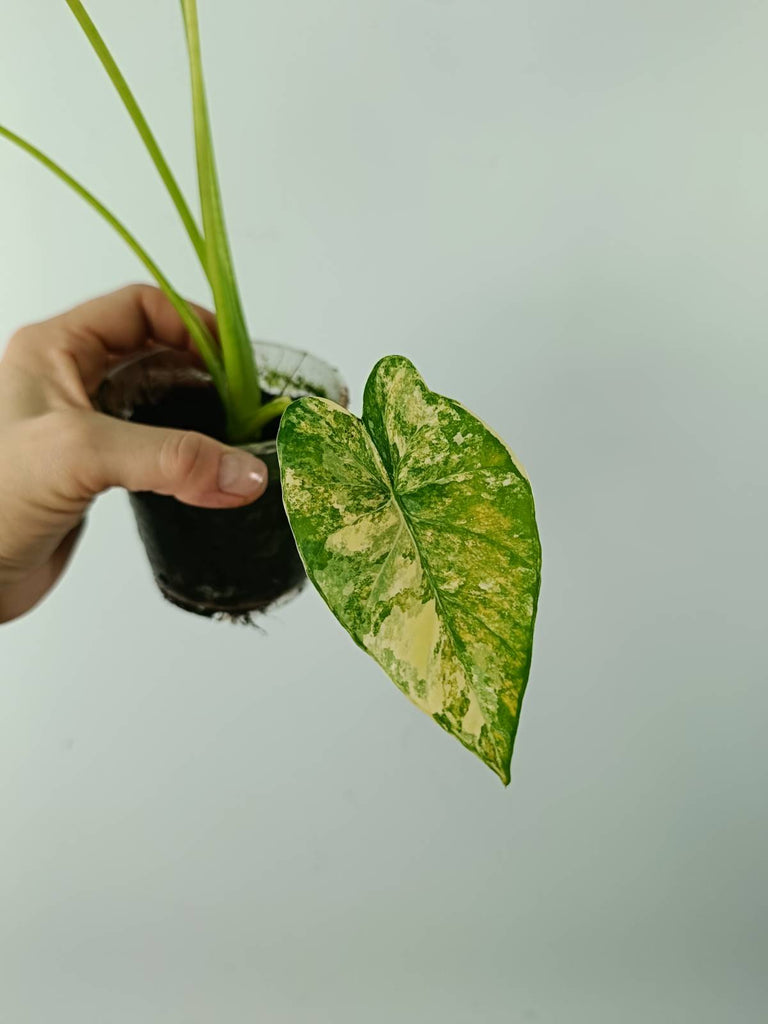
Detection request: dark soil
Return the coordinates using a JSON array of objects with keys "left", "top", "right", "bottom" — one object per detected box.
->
[{"left": 130, "top": 381, "right": 282, "bottom": 442}]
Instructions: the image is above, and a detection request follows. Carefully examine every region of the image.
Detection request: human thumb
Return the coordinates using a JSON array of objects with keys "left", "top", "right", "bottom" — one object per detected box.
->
[{"left": 66, "top": 412, "right": 269, "bottom": 509}]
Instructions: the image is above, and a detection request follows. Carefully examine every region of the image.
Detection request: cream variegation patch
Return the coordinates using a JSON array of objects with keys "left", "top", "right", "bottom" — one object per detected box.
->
[{"left": 326, "top": 516, "right": 380, "bottom": 555}]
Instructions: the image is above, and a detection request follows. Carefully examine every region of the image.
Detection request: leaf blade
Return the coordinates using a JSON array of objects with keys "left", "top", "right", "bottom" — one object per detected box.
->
[
  {"left": 278, "top": 356, "right": 541, "bottom": 784},
  {"left": 64, "top": 0, "right": 208, "bottom": 274},
  {"left": 0, "top": 123, "right": 225, "bottom": 392}
]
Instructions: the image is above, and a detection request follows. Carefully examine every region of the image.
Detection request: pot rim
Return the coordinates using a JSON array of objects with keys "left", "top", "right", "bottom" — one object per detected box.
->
[
  {"left": 96, "top": 337, "right": 349, "bottom": 428},
  {"left": 243, "top": 438, "right": 278, "bottom": 456}
]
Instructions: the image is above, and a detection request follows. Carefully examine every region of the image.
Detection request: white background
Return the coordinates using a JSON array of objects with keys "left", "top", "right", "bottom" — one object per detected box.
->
[{"left": 1, "top": 1, "right": 766, "bottom": 1020}]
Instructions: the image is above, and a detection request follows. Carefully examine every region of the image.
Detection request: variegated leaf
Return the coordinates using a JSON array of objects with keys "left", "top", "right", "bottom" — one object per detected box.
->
[{"left": 277, "top": 356, "right": 541, "bottom": 784}]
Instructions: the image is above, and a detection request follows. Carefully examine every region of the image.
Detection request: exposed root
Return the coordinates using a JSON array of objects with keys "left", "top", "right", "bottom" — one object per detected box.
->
[
  {"left": 157, "top": 578, "right": 306, "bottom": 627},
  {"left": 212, "top": 608, "right": 268, "bottom": 631}
]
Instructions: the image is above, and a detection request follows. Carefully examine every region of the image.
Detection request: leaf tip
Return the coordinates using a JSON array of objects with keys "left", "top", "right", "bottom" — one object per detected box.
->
[{"left": 488, "top": 753, "right": 512, "bottom": 787}]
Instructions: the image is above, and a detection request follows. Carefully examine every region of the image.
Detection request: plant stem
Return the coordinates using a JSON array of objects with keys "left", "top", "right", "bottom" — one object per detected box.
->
[
  {"left": 179, "top": 0, "right": 263, "bottom": 442},
  {"left": 238, "top": 396, "right": 293, "bottom": 439},
  {"left": 0, "top": 123, "right": 227, "bottom": 397},
  {"left": 64, "top": 0, "right": 209, "bottom": 278}
]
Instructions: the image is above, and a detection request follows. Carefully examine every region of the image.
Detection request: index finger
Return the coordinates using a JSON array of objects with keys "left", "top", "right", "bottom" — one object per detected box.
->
[{"left": 9, "top": 284, "right": 218, "bottom": 393}]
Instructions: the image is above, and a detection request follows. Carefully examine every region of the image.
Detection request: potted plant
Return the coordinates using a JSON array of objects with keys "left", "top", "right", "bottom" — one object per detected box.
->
[{"left": 0, "top": 0, "right": 541, "bottom": 784}]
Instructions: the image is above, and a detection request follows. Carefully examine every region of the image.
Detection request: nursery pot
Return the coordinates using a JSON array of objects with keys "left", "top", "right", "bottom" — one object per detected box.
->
[{"left": 97, "top": 342, "right": 348, "bottom": 620}]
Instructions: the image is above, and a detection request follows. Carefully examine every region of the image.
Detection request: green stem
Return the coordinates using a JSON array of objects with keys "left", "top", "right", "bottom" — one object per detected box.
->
[
  {"left": 179, "top": 0, "right": 262, "bottom": 439},
  {"left": 234, "top": 396, "right": 293, "bottom": 443},
  {"left": 64, "top": 0, "right": 209, "bottom": 278},
  {"left": 0, "top": 123, "right": 227, "bottom": 398}
]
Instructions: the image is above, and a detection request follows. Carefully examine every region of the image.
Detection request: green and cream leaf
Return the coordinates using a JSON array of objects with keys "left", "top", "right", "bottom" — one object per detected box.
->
[{"left": 278, "top": 356, "right": 541, "bottom": 784}]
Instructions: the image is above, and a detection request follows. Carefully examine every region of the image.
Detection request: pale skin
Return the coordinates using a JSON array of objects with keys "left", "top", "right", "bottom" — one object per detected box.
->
[{"left": 0, "top": 285, "right": 268, "bottom": 624}]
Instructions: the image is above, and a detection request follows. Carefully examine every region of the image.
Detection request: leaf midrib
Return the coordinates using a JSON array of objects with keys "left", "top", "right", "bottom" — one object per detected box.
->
[{"left": 362, "top": 420, "right": 504, "bottom": 766}]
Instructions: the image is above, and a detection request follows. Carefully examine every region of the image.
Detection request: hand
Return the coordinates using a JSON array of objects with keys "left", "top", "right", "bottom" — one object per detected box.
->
[{"left": 0, "top": 285, "right": 268, "bottom": 624}]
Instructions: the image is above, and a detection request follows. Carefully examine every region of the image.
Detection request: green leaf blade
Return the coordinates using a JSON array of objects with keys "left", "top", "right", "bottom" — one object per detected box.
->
[
  {"left": 278, "top": 356, "right": 541, "bottom": 784},
  {"left": 0, "top": 123, "right": 225, "bottom": 395},
  {"left": 64, "top": 0, "right": 208, "bottom": 275}
]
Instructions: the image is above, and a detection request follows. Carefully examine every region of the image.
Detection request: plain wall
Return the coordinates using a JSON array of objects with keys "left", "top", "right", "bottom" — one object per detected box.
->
[{"left": 1, "top": 1, "right": 766, "bottom": 1020}]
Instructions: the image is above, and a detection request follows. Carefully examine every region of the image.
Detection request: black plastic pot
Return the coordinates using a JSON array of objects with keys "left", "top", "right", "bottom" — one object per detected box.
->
[{"left": 97, "top": 343, "right": 348, "bottom": 620}]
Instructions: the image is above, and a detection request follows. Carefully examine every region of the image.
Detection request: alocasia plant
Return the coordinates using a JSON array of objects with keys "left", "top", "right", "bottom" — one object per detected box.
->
[{"left": 0, "top": 1, "right": 541, "bottom": 782}]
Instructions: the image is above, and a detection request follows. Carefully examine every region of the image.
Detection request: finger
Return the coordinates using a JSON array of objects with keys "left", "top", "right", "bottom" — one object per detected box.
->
[
  {"left": 6, "top": 284, "right": 218, "bottom": 393},
  {"left": 56, "top": 283, "right": 218, "bottom": 353},
  {"left": 64, "top": 412, "right": 268, "bottom": 509}
]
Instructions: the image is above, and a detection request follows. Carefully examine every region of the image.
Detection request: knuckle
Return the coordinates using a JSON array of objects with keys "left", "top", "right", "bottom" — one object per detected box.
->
[
  {"left": 122, "top": 282, "right": 161, "bottom": 307},
  {"left": 122, "top": 281, "right": 150, "bottom": 297},
  {"left": 4, "top": 325, "right": 36, "bottom": 361},
  {"left": 158, "top": 430, "right": 209, "bottom": 484}
]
